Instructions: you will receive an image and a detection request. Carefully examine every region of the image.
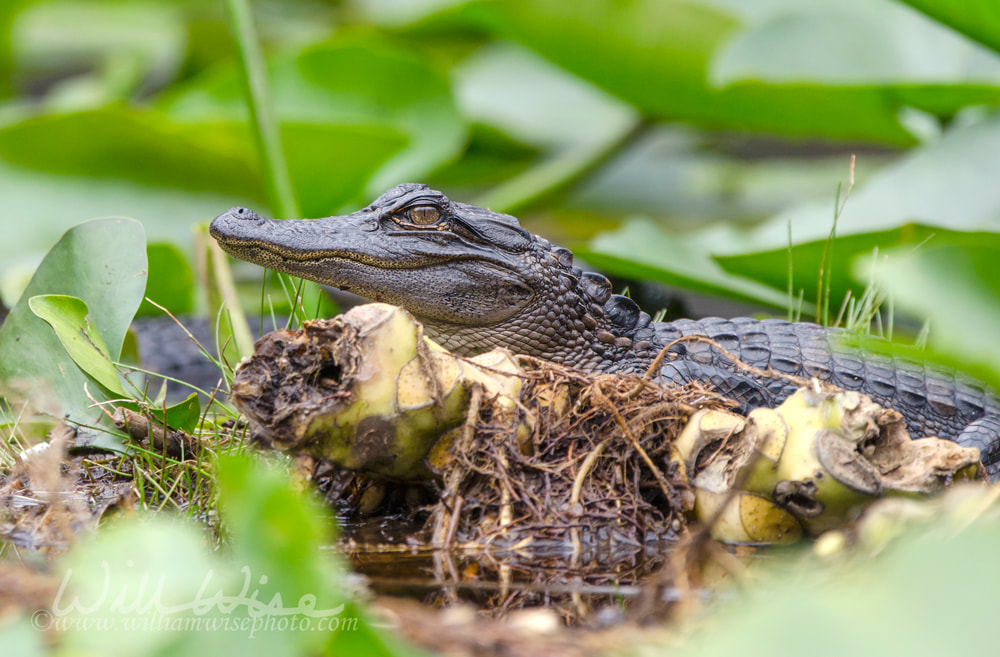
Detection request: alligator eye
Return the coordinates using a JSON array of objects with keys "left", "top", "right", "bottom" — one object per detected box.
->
[{"left": 407, "top": 205, "right": 440, "bottom": 225}]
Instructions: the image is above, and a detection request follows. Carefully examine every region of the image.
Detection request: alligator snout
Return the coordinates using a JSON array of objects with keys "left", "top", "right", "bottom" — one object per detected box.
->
[{"left": 209, "top": 207, "right": 271, "bottom": 240}]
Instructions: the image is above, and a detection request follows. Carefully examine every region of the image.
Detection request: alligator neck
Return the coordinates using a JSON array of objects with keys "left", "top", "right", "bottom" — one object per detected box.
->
[{"left": 416, "top": 238, "right": 660, "bottom": 371}]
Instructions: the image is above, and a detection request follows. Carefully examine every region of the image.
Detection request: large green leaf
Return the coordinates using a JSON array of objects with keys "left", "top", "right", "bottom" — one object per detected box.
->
[
  {"left": 716, "top": 113, "right": 1000, "bottom": 295},
  {"left": 57, "top": 518, "right": 225, "bottom": 656},
  {"left": 161, "top": 35, "right": 465, "bottom": 214},
  {"left": 0, "top": 157, "right": 247, "bottom": 293},
  {"left": 453, "top": 41, "right": 636, "bottom": 150},
  {"left": 583, "top": 219, "right": 794, "bottom": 309},
  {"left": 567, "top": 126, "right": 886, "bottom": 221},
  {"left": 463, "top": 0, "right": 1000, "bottom": 144},
  {"left": 280, "top": 122, "right": 408, "bottom": 216},
  {"left": 0, "top": 217, "right": 146, "bottom": 444},
  {"left": 719, "top": 227, "right": 1000, "bottom": 317},
  {"left": 0, "top": 107, "right": 264, "bottom": 198},
  {"left": 867, "top": 244, "right": 1000, "bottom": 388},
  {"left": 712, "top": 2, "right": 1000, "bottom": 85},
  {"left": 900, "top": 0, "right": 1000, "bottom": 55},
  {"left": 590, "top": 113, "right": 1000, "bottom": 309},
  {"left": 216, "top": 455, "right": 424, "bottom": 656},
  {"left": 213, "top": 454, "right": 345, "bottom": 654}
]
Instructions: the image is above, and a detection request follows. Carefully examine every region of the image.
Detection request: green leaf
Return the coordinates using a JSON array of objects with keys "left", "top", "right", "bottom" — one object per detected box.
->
[
  {"left": 216, "top": 453, "right": 341, "bottom": 590},
  {"left": 428, "top": 122, "right": 539, "bottom": 191},
  {"left": 53, "top": 455, "right": 415, "bottom": 656},
  {"left": 591, "top": 113, "right": 1000, "bottom": 308},
  {"left": 0, "top": 620, "right": 44, "bottom": 657},
  {"left": 718, "top": 227, "right": 1000, "bottom": 318},
  {"left": 163, "top": 392, "right": 201, "bottom": 433},
  {"left": 0, "top": 106, "right": 407, "bottom": 221},
  {"left": 866, "top": 244, "right": 1000, "bottom": 387},
  {"left": 673, "top": 517, "right": 1000, "bottom": 657},
  {"left": 711, "top": 113, "right": 1000, "bottom": 300},
  {"left": 712, "top": 2, "right": 1000, "bottom": 86},
  {"left": 899, "top": 0, "right": 1000, "bottom": 55},
  {"left": 0, "top": 157, "right": 246, "bottom": 293},
  {"left": 463, "top": 0, "right": 915, "bottom": 144},
  {"left": 161, "top": 35, "right": 465, "bottom": 215},
  {"left": 0, "top": 217, "right": 146, "bottom": 447},
  {"left": 584, "top": 218, "right": 794, "bottom": 309},
  {"left": 0, "top": 106, "right": 264, "bottom": 199},
  {"left": 295, "top": 37, "right": 466, "bottom": 198},
  {"left": 280, "top": 122, "right": 408, "bottom": 216},
  {"left": 453, "top": 41, "right": 636, "bottom": 150},
  {"left": 56, "top": 518, "right": 217, "bottom": 656},
  {"left": 464, "top": 0, "right": 1000, "bottom": 145},
  {"left": 215, "top": 455, "right": 352, "bottom": 655},
  {"left": 13, "top": 1, "right": 186, "bottom": 90},
  {"left": 28, "top": 294, "right": 126, "bottom": 396},
  {"left": 216, "top": 456, "right": 422, "bottom": 655},
  {"left": 137, "top": 242, "right": 194, "bottom": 318}
]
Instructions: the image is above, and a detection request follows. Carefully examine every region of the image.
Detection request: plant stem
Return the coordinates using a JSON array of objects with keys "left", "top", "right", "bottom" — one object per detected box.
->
[
  {"left": 474, "top": 117, "right": 645, "bottom": 215},
  {"left": 210, "top": 240, "right": 255, "bottom": 359},
  {"left": 223, "top": 0, "right": 299, "bottom": 219},
  {"left": 787, "top": 220, "right": 794, "bottom": 322}
]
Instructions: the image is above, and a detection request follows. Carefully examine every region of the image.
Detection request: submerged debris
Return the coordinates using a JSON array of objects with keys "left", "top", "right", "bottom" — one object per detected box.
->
[{"left": 0, "top": 425, "right": 136, "bottom": 552}]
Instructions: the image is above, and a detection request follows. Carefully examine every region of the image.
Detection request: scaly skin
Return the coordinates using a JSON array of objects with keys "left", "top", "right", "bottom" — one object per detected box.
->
[{"left": 210, "top": 183, "right": 1000, "bottom": 478}]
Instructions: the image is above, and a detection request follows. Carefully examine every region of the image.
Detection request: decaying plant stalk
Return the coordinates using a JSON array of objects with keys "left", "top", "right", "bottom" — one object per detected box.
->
[{"left": 230, "top": 303, "right": 523, "bottom": 480}]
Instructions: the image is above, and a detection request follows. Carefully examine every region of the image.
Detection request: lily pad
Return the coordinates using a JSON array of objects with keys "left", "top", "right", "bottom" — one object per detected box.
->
[
  {"left": 590, "top": 114, "right": 1000, "bottom": 310},
  {"left": 464, "top": 0, "right": 1000, "bottom": 144},
  {"left": 900, "top": 0, "right": 1000, "bottom": 55},
  {"left": 712, "top": 2, "right": 1000, "bottom": 85},
  {"left": 0, "top": 107, "right": 263, "bottom": 198}
]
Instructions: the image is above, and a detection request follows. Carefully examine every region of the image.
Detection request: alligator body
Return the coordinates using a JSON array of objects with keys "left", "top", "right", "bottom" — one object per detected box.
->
[{"left": 210, "top": 183, "right": 1000, "bottom": 478}]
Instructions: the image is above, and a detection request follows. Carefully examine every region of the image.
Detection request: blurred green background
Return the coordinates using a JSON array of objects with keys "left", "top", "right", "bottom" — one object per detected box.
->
[{"left": 2, "top": 0, "right": 1000, "bottom": 366}]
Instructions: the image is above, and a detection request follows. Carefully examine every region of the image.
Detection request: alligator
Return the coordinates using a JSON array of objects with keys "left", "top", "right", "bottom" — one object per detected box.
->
[{"left": 210, "top": 183, "right": 1000, "bottom": 479}]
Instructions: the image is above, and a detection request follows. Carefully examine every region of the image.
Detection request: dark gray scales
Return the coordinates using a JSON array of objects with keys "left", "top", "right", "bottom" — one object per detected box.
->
[{"left": 651, "top": 317, "right": 1000, "bottom": 473}]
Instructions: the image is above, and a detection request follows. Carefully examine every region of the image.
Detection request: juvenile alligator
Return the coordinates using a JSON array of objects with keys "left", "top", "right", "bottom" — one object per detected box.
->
[{"left": 210, "top": 183, "right": 1000, "bottom": 478}]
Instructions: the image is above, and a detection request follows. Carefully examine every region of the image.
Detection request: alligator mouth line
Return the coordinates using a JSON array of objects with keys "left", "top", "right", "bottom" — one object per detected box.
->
[
  {"left": 216, "top": 237, "right": 408, "bottom": 269},
  {"left": 219, "top": 235, "right": 519, "bottom": 273}
]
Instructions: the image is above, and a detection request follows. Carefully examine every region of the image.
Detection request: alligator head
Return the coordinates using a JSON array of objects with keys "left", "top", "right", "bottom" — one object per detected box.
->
[{"left": 210, "top": 183, "right": 658, "bottom": 370}]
